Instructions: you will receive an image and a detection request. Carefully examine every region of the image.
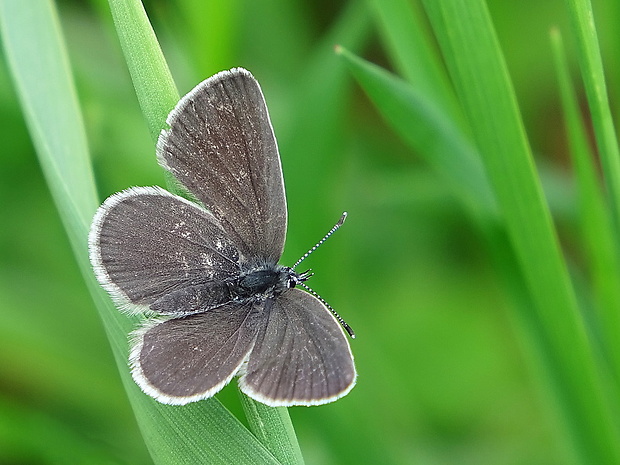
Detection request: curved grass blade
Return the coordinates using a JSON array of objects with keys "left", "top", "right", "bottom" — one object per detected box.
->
[
  {"left": 239, "top": 394, "right": 304, "bottom": 465},
  {"left": 107, "top": 0, "right": 306, "bottom": 462},
  {"left": 367, "top": 0, "right": 461, "bottom": 122},
  {"left": 550, "top": 28, "right": 620, "bottom": 391},
  {"left": 107, "top": 0, "right": 179, "bottom": 141},
  {"left": 336, "top": 47, "right": 496, "bottom": 220},
  {"left": 422, "top": 1, "right": 620, "bottom": 462},
  {"left": 564, "top": 0, "right": 620, "bottom": 237}
]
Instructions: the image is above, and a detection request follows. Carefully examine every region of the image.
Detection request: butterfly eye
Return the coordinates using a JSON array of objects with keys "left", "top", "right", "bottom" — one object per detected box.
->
[{"left": 287, "top": 268, "right": 313, "bottom": 289}]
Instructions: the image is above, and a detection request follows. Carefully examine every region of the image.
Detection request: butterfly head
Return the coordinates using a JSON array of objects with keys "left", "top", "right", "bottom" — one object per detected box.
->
[{"left": 289, "top": 268, "right": 314, "bottom": 288}]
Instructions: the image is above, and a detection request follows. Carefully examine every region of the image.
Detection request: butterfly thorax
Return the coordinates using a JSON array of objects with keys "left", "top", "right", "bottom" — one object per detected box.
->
[{"left": 229, "top": 264, "right": 303, "bottom": 301}]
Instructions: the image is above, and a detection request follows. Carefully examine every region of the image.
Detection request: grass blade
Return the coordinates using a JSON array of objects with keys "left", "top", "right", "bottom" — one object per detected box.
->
[
  {"left": 108, "top": 0, "right": 305, "bottom": 462},
  {"left": 367, "top": 0, "right": 460, "bottom": 121},
  {"left": 422, "top": 0, "right": 620, "bottom": 462},
  {"left": 336, "top": 47, "right": 496, "bottom": 219},
  {"left": 239, "top": 394, "right": 304, "bottom": 465},
  {"left": 564, "top": 0, "right": 620, "bottom": 236},
  {"left": 0, "top": 1, "right": 97, "bottom": 280},
  {"left": 107, "top": 0, "right": 179, "bottom": 141},
  {"left": 550, "top": 28, "right": 620, "bottom": 390},
  {"left": 107, "top": 1, "right": 304, "bottom": 462}
]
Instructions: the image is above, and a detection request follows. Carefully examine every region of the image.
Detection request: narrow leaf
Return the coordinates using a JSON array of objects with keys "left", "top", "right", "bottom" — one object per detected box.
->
[
  {"left": 550, "top": 28, "right": 620, "bottom": 389},
  {"left": 107, "top": 0, "right": 179, "bottom": 141},
  {"left": 107, "top": 0, "right": 302, "bottom": 462},
  {"left": 422, "top": 1, "right": 620, "bottom": 462},
  {"left": 336, "top": 46, "right": 496, "bottom": 220},
  {"left": 564, "top": 0, "right": 620, "bottom": 236},
  {"left": 240, "top": 394, "right": 305, "bottom": 465},
  {"left": 367, "top": 0, "right": 460, "bottom": 121}
]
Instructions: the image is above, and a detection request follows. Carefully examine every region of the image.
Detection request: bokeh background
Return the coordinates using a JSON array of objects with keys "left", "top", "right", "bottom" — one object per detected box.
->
[{"left": 1, "top": 0, "right": 619, "bottom": 463}]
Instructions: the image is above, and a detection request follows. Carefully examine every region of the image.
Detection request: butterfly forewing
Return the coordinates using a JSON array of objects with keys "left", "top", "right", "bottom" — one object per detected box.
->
[
  {"left": 89, "top": 186, "right": 239, "bottom": 313},
  {"left": 157, "top": 68, "right": 287, "bottom": 263},
  {"left": 239, "top": 289, "right": 356, "bottom": 406}
]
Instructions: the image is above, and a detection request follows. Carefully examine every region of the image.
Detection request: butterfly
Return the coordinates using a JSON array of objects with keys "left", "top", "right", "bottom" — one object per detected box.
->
[{"left": 88, "top": 68, "right": 356, "bottom": 406}]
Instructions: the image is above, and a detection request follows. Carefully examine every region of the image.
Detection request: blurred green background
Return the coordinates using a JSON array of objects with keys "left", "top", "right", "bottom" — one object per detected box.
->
[{"left": 1, "top": 0, "right": 618, "bottom": 463}]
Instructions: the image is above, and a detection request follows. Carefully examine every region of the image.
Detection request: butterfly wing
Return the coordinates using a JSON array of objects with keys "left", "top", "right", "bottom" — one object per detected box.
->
[
  {"left": 131, "top": 301, "right": 260, "bottom": 404},
  {"left": 157, "top": 68, "right": 287, "bottom": 263},
  {"left": 89, "top": 186, "right": 240, "bottom": 314},
  {"left": 239, "top": 289, "right": 356, "bottom": 406}
]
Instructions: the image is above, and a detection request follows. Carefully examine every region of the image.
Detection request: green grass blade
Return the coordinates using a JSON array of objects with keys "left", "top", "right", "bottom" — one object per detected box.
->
[
  {"left": 127, "top": 397, "right": 280, "bottom": 465},
  {"left": 367, "top": 0, "right": 460, "bottom": 121},
  {"left": 550, "top": 28, "right": 620, "bottom": 389},
  {"left": 422, "top": 1, "right": 620, "bottom": 462},
  {"left": 336, "top": 47, "right": 496, "bottom": 219},
  {"left": 274, "top": 0, "right": 371, "bottom": 250},
  {"left": 107, "top": 0, "right": 179, "bottom": 141},
  {"left": 564, "top": 0, "right": 620, "bottom": 236},
  {"left": 0, "top": 0, "right": 284, "bottom": 463},
  {"left": 239, "top": 394, "right": 304, "bottom": 465},
  {"left": 0, "top": 0, "right": 98, "bottom": 281},
  {"left": 107, "top": 0, "right": 302, "bottom": 462}
]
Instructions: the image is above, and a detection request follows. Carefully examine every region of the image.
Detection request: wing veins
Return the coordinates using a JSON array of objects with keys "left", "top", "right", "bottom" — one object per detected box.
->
[{"left": 201, "top": 302, "right": 258, "bottom": 367}]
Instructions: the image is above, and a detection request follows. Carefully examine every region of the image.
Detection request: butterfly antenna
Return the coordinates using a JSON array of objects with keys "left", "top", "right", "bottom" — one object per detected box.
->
[
  {"left": 293, "top": 212, "right": 347, "bottom": 270},
  {"left": 299, "top": 282, "right": 355, "bottom": 339}
]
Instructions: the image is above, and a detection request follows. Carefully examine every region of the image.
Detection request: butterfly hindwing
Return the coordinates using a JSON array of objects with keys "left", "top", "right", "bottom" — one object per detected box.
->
[
  {"left": 239, "top": 289, "right": 356, "bottom": 406},
  {"left": 131, "top": 300, "right": 261, "bottom": 404}
]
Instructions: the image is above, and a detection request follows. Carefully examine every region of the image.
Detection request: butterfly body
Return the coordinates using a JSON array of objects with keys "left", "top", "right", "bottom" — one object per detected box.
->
[
  {"left": 232, "top": 264, "right": 298, "bottom": 299},
  {"left": 89, "top": 68, "right": 356, "bottom": 406}
]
